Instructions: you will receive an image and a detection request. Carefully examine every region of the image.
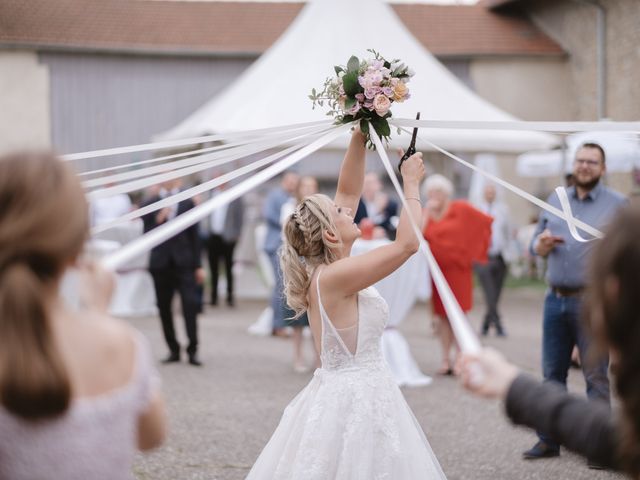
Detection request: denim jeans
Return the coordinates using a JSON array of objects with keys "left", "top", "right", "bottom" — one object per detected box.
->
[
  {"left": 267, "top": 250, "right": 295, "bottom": 331},
  {"left": 538, "top": 291, "right": 610, "bottom": 449}
]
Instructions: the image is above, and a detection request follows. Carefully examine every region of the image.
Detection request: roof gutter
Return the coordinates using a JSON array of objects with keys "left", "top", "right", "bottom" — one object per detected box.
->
[{"left": 0, "top": 43, "right": 263, "bottom": 59}]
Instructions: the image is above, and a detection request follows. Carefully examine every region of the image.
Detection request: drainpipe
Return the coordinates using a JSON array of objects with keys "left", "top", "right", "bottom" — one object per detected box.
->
[{"left": 574, "top": 0, "right": 607, "bottom": 119}]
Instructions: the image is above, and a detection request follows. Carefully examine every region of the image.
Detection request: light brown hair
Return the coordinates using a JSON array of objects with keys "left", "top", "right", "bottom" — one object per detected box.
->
[
  {"left": 0, "top": 152, "right": 88, "bottom": 420},
  {"left": 280, "top": 194, "right": 340, "bottom": 318},
  {"left": 587, "top": 203, "right": 640, "bottom": 477}
]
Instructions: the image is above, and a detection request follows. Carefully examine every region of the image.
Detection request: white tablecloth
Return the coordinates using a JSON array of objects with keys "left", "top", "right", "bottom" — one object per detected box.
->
[
  {"left": 87, "top": 221, "right": 157, "bottom": 317},
  {"left": 351, "top": 239, "right": 432, "bottom": 387}
]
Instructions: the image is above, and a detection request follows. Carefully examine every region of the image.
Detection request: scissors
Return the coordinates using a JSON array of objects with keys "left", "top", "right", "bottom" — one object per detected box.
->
[{"left": 398, "top": 112, "right": 420, "bottom": 175}]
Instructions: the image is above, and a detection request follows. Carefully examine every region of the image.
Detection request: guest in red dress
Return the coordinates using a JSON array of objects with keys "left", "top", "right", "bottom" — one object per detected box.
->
[{"left": 422, "top": 174, "right": 492, "bottom": 375}]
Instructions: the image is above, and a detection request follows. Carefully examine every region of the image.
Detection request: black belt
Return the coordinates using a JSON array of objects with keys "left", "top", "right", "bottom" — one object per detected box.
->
[{"left": 551, "top": 286, "right": 584, "bottom": 297}]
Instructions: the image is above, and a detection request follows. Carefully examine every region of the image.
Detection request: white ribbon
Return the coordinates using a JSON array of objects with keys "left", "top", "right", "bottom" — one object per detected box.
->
[
  {"left": 63, "top": 120, "right": 333, "bottom": 161},
  {"left": 101, "top": 124, "right": 352, "bottom": 271},
  {"left": 91, "top": 133, "right": 327, "bottom": 234},
  {"left": 83, "top": 123, "right": 330, "bottom": 190},
  {"left": 399, "top": 127, "right": 604, "bottom": 240},
  {"left": 78, "top": 123, "right": 326, "bottom": 178},
  {"left": 390, "top": 118, "right": 640, "bottom": 133},
  {"left": 554, "top": 187, "right": 597, "bottom": 242},
  {"left": 369, "top": 125, "right": 481, "bottom": 355},
  {"left": 87, "top": 125, "right": 331, "bottom": 200}
]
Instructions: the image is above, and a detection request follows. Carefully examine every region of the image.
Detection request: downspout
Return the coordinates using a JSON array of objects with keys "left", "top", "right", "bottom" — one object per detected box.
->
[{"left": 574, "top": 0, "right": 607, "bottom": 119}]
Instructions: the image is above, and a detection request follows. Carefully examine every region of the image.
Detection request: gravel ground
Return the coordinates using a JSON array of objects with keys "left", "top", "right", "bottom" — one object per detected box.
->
[{"left": 131, "top": 286, "right": 623, "bottom": 480}]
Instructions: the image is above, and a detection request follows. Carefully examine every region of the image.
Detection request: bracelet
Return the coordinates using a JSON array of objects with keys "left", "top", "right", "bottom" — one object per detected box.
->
[{"left": 405, "top": 197, "right": 422, "bottom": 204}]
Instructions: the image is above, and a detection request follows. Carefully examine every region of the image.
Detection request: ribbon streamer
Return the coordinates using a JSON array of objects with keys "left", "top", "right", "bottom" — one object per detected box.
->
[
  {"left": 84, "top": 123, "right": 330, "bottom": 190},
  {"left": 87, "top": 124, "right": 331, "bottom": 200},
  {"left": 101, "top": 124, "right": 352, "bottom": 271},
  {"left": 63, "top": 120, "right": 332, "bottom": 161},
  {"left": 398, "top": 127, "right": 604, "bottom": 240},
  {"left": 78, "top": 123, "right": 327, "bottom": 178},
  {"left": 91, "top": 132, "right": 329, "bottom": 234},
  {"left": 369, "top": 125, "right": 481, "bottom": 355},
  {"left": 554, "top": 187, "right": 596, "bottom": 242},
  {"left": 390, "top": 118, "right": 640, "bottom": 134}
]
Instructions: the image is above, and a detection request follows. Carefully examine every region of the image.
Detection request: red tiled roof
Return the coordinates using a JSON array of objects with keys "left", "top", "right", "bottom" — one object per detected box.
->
[
  {"left": 481, "top": 0, "right": 522, "bottom": 9},
  {"left": 393, "top": 4, "right": 561, "bottom": 56},
  {"left": 0, "top": 0, "right": 563, "bottom": 57}
]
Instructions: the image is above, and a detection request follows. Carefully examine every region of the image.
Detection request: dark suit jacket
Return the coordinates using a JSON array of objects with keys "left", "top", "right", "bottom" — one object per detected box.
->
[
  {"left": 142, "top": 196, "right": 201, "bottom": 270},
  {"left": 506, "top": 374, "right": 617, "bottom": 469},
  {"left": 354, "top": 197, "right": 399, "bottom": 239}
]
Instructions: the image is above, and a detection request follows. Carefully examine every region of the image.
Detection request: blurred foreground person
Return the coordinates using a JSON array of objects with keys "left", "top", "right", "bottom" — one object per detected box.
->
[
  {"left": 461, "top": 204, "right": 640, "bottom": 476},
  {"left": 0, "top": 152, "right": 166, "bottom": 480}
]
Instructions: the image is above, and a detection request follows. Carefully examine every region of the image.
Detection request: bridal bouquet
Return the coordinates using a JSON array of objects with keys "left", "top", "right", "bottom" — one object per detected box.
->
[{"left": 310, "top": 49, "right": 413, "bottom": 148}]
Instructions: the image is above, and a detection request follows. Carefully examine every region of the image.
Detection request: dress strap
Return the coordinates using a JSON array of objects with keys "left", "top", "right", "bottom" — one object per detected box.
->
[
  {"left": 315, "top": 266, "right": 358, "bottom": 357},
  {"left": 315, "top": 267, "right": 329, "bottom": 325}
]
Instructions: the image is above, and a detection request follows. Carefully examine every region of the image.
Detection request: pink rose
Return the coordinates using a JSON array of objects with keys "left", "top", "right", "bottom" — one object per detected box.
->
[
  {"left": 364, "top": 86, "right": 380, "bottom": 100},
  {"left": 355, "top": 93, "right": 365, "bottom": 102},
  {"left": 373, "top": 94, "right": 391, "bottom": 116}
]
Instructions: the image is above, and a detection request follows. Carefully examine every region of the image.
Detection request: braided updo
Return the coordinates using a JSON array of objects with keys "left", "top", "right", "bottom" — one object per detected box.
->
[{"left": 280, "top": 194, "right": 341, "bottom": 318}]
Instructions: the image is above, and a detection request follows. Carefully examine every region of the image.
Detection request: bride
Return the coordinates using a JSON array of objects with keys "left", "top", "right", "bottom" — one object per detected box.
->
[{"left": 246, "top": 128, "right": 446, "bottom": 479}]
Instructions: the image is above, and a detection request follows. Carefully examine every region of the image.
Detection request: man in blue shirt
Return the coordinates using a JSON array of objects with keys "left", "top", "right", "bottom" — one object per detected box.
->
[
  {"left": 524, "top": 143, "right": 626, "bottom": 466},
  {"left": 263, "top": 171, "right": 299, "bottom": 335}
]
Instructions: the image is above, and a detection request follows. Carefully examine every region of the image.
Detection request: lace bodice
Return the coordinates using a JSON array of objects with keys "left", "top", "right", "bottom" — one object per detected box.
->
[
  {"left": 247, "top": 269, "right": 446, "bottom": 479},
  {"left": 316, "top": 269, "right": 390, "bottom": 371}
]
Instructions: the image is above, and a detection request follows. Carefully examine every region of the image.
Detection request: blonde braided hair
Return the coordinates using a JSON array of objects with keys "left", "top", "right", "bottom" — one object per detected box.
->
[{"left": 280, "top": 194, "right": 341, "bottom": 318}]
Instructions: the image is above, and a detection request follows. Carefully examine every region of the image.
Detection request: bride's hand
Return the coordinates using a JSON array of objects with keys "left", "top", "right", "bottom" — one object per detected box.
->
[{"left": 400, "top": 152, "right": 424, "bottom": 185}]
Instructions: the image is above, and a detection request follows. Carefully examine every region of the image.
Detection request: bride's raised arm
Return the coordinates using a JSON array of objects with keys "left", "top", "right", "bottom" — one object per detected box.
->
[{"left": 334, "top": 128, "right": 366, "bottom": 214}]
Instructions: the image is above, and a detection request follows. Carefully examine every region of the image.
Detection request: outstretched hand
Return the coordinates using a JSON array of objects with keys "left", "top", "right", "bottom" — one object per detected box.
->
[
  {"left": 460, "top": 348, "right": 519, "bottom": 399},
  {"left": 77, "top": 259, "right": 115, "bottom": 313}
]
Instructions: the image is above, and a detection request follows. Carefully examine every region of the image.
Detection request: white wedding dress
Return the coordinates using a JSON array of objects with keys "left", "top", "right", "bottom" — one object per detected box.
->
[{"left": 246, "top": 269, "right": 447, "bottom": 479}]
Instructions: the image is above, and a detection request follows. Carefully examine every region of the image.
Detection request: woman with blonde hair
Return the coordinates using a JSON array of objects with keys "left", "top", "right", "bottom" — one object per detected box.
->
[
  {"left": 246, "top": 129, "right": 446, "bottom": 479},
  {"left": 280, "top": 175, "right": 321, "bottom": 372},
  {"left": 0, "top": 152, "right": 166, "bottom": 479}
]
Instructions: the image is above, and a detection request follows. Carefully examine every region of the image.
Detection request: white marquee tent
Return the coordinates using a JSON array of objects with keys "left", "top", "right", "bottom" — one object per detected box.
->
[
  {"left": 517, "top": 131, "right": 640, "bottom": 177},
  {"left": 159, "top": 0, "right": 558, "bottom": 153}
]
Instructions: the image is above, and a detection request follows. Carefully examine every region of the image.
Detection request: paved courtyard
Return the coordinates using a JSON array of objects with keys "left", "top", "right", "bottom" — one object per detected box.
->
[{"left": 131, "top": 284, "right": 623, "bottom": 480}]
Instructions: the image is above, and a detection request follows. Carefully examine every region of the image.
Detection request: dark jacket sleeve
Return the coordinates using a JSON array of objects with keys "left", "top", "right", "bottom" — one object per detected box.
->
[
  {"left": 141, "top": 196, "right": 161, "bottom": 234},
  {"left": 505, "top": 373, "right": 618, "bottom": 469}
]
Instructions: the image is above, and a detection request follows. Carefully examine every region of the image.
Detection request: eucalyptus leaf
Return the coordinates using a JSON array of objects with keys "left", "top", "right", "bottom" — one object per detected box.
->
[
  {"left": 342, "top": 72, "right": 360, "bottom": 96},
  {"left": 347, "top": 56, "right": 360, "bottom": 73},
  {"left": 344, "top": 97, "right": 356, "bottom": 110}
]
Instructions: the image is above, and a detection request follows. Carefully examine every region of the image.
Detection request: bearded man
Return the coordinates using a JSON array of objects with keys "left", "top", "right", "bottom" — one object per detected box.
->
[{"left": 523, "top": 143, "right": 626, "bottom": 469}]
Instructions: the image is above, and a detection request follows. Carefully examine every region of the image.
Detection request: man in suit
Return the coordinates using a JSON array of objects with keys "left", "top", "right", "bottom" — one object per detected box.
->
[
  {"left": 263, "top": 171, "right": 299, "bottom": 335},
  {"left": 354, "top": 172, "right": 398, "bottom": 239},
  {"left": 207, "top": 183, "right": 244, "bottom": 307},
  {"left": 474, "top": 183, "right": 511, "bottom": 337},
  {"left": 142, "top": 179, "right": 204, "bottom": 366}
]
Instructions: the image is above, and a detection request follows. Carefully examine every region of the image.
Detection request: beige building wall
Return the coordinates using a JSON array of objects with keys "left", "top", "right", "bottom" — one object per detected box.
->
[
  {"left": 0, "top": 50, "right": 50, "bottom": 154},
  {"left": 526, "top": 0, "right": 640, "bottom": 121},
  {"left": 469, "top": 56, "right": 575, "bottom": 120}
]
